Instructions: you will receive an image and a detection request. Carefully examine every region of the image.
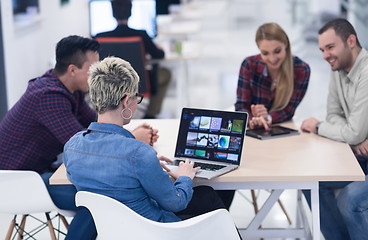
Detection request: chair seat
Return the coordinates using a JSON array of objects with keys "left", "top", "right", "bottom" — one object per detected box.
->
[
  {"left": 0, "top": 170, "right": 75, "bottom": 240},
  {"left": 76, "top": 191, "right": 241, "bottom": 240}
]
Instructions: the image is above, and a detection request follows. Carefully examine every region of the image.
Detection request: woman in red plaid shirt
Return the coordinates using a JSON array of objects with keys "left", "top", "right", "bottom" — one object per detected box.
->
[{"left": 235, "top": 23, "right": 310, "bottom": 130}]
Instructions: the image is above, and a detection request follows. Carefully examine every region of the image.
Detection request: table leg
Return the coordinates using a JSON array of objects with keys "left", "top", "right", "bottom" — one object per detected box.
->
[
  {"left": 195, "top": 181, "right": 321, "bottom": 239},
  {"left": 246, "top": 189, "right": 283, "bottom": 232},
  {"left": 310, "top": 181, "right": 320, "bottom": 240}
]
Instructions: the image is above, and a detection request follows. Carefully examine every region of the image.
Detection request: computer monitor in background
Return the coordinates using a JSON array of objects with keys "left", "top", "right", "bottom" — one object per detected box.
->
[
  {"left": 156, "top": 0, "right": 180, "bottom": 15},
  {"left": 89, "top": 0, "right": 157, "bottom": 38}
]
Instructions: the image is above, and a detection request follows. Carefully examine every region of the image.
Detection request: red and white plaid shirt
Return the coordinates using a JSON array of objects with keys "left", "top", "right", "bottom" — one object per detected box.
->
[{"left": 235, "top": 54, "right": 310, "bottom": 123}]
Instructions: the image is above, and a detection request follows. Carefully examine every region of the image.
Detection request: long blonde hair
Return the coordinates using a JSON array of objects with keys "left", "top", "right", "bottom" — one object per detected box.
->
[{"left": 256, "top": 23, "right": 294, "bottom": 111}]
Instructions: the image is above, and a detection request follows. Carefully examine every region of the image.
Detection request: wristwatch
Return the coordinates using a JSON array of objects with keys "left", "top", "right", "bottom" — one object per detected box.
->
[
  {"left": 267, "top": 114, "right": 272, "bottom": 122},
  {"left": 316, "top": 121, "right": 322, "bottom": 132}
]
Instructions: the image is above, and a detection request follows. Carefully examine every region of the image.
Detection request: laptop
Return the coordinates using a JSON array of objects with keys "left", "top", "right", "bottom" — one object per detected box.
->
[{"left": 168, "top": 108, "right": 249, "bottom": 179}]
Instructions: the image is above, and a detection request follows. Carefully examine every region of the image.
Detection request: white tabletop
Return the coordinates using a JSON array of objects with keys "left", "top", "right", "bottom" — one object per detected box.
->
[
  {"left": 132, "top": 119, "right": 365, "bottom": 183},
  {"left": 50, "top": 119, "right": 364, "bottom": 185}
]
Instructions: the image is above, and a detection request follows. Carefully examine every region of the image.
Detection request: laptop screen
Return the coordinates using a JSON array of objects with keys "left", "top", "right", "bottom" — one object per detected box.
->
[{"left": 175, "top": 108, "right": 248, "bottom": 165}]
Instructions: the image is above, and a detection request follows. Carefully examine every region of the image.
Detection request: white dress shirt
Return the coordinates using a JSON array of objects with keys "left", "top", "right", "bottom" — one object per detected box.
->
[{"left": 319, "top": 48, "right": 368, "bottom": 145}]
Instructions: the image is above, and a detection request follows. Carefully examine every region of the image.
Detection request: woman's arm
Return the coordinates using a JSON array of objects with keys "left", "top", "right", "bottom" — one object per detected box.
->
[
  {"left": 134, "top": 145, "right": 194, "bottom": 212},
  {"left": 235, "top": 58, "right": 254, "bottom": 118}
]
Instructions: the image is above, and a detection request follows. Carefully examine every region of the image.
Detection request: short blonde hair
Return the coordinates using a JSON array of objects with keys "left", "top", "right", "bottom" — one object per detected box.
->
[
  {"left": 256, "top": 23, "right": 294, "bottom": 111},
  {"left": 88, "top": 57, "right": 139, "bottom": 113}
]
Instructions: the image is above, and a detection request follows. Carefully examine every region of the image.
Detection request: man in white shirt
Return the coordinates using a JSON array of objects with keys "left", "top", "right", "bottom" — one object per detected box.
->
[{"left": 301, "top": 18, "right": 368, "bottom": 240}]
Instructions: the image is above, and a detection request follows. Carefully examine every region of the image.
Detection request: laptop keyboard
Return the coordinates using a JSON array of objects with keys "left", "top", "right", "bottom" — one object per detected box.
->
[{"left": 175, "top": 160, "right": 226, "bottom": 171}]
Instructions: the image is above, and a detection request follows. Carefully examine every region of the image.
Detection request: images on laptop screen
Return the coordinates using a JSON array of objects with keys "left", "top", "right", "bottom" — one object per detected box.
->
[
  {"left": 89, "top": 0, "right": 157, "bottom": 38},
  {"left": 175, "top": 108, "right": 248, "bottom": 165}
]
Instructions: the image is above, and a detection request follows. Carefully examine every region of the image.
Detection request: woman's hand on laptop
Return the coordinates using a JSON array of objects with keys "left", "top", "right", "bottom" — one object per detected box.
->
[
  {"left": 169, "top": 159, "right": 200, "bottom": 180},
  {"left": 158, "top": 156, "right": 173, "bottom": 172}
]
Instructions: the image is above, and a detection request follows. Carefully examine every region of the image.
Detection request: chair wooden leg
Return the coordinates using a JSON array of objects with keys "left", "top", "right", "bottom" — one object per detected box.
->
[
  {"left": 17, "top": 215, "right": 27, "bottom": 240},
  {"left": 46, "top": 212, "right": 57, "bottom": 240},
  {"left": 59, "top": 214, "right": 70, "bottom": 229},
  {"left": 5, "top": 216, "right": 16, "bottom": 240},
  {"left": 277, "top": 199, "right": 292, "bottom": 224},
  {"left": 251, "top": 190, "right": 265, "bottom": 240},
  {"left": 250, "top": 190, "right": 259, "bottom": 214}
]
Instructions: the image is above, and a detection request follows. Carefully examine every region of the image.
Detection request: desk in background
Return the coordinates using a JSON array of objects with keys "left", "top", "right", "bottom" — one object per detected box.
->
[
  {"left": 155, "top": 5, "right": 204, "bottom": 117},
  {"left": 156, "top": 14, "right": 201, "bottom": 38},
  {"left": 50, "top": 119, "right": 364, "bottom": 240},
  {"left": 152, "top": 40, "right": 201, "bottom": 117}
]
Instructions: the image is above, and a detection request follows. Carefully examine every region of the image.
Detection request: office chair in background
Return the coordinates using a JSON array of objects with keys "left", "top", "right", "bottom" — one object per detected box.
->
[{"left": 95, "top": 37, "right": 151, "bottom": 97}]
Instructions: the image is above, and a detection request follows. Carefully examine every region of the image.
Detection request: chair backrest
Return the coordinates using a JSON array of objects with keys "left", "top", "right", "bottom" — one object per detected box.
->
[
  {"left": 76, "top": 191, "right": 241, "bottom": 240},
  {"left": 95, "top": 37, "right": 151, "bottom": 97},
  {"left": 0, "top": 170, "right": 57, "bottom": 214}
]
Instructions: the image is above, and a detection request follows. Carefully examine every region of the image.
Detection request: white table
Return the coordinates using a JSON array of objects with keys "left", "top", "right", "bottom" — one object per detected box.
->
[
  {"left": 156, "top": 15, "right": 201, "bottom": 37},
  {"left": 50, "top": 119, "right": 365, "bottom": 239}
]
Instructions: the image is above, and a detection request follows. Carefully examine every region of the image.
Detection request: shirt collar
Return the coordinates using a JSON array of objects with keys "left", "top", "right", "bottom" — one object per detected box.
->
[
  {"left": 346, "top": 48, "right": 367, "bottom": 83},
  {"left": 87, "top": 122, "right": 135, "bottom": 139},
  {"left": 44, "top": 68, "right": 74, "bottom": 92},
  {"left": 116, "top": 24, "right": 129, "bottom": 30}
]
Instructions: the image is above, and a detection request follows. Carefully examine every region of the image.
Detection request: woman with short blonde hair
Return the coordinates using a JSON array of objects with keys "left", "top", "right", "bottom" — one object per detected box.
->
[
  {"left": 88, "top": 57, "right": 139, "bottom": 114},
  {"left": 63, "top": 57, "right": 229, "bottom": 231}
]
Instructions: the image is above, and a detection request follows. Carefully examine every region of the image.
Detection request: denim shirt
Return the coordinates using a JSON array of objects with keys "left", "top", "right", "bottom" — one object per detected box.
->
[{"left": 63, "top": 122, "right": 193, "bottom": 222}]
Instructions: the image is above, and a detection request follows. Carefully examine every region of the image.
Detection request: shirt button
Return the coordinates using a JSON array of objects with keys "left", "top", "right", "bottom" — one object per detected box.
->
[{"left": 176, "top": 193, "right": 180, "bottom": 197}]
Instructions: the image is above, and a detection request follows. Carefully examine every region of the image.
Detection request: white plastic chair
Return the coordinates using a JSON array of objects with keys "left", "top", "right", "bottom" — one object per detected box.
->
[
  {"left": 76, "top": 191, "right": 241, "bottom": 240},
  {"left": 0, "top": 170, "right": 75, "bottom": 240}
]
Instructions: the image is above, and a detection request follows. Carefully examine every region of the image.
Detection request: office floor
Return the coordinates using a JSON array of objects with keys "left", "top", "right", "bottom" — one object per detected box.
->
[{"left": 0, "top": 0, "right": 336, "bottom": 239}]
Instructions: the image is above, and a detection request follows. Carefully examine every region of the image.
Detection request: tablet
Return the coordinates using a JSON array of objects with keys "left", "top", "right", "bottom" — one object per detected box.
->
[{"left": 246, "top": 125, "right": 300, "bottom": 140}]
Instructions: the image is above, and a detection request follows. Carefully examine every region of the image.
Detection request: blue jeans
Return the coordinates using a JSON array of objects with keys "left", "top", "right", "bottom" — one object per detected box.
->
[
  {"left": 40, "top": 172, "right": 97, "bottom": 240},
  {"left": 303, "top": 181, "right": 352, "bottom": 240},
  {"left": 337, "top": 175, "right": 368, "bottom": 240},
  {"left": 303, "top": 155, "right": 368, "bottom": 240}
]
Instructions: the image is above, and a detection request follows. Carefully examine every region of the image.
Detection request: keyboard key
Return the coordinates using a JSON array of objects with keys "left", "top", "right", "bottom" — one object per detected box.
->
[{"left": 174, "top": 160, "right": 225, "bottom": 171}]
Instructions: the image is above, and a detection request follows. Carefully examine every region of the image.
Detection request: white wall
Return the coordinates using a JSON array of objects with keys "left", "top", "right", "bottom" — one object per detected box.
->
[
  {"left": 309, "top": 0, "right": 340, "bottom": 15},
  {"left": 348, "top": 0, "right": 368, "bottom": 49},
  {"left": 1, "top": 0, "right": 90, "bottom": 108}
]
